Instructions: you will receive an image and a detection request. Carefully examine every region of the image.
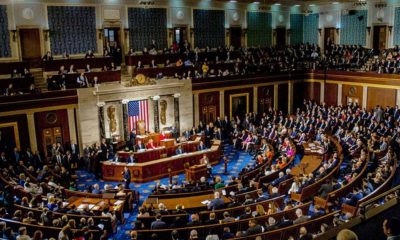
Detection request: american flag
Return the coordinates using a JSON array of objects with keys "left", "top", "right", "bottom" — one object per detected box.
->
[{"left": 128, "top": 100, "right": 149, "bottom": 133}]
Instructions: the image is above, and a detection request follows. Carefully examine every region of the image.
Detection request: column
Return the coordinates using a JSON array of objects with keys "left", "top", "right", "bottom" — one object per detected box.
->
[
  {"left": 67, "top": 108, "right": 77, "bottom": 144},
  {"left": 288, "top": 81, "right": 294, "bottom": 114},
  {"left": 362, "top": 86, "right": 368, "bottom": 109},
  {"left": 27, "top": 113, "right": 37, "bottom": 152},
  {"left": 219, "top": 90, "right": 224, "bottom": 118},
  {"left": 320, "top": 81, "right": 325, "bottom": 104},
  {"left": 97, "top": 102, "right": 106, "bottom": 140},
  {"left": 152, "top": 96, "right": 160, "bottom": 133},
  {"left": 396, "top": 89, "right": 400, "bottom": 107},
  {"left": 273, "top": 84, "right": 278, "bottom": 110},
  {"left": 337, "top": 84, "right": 343, "bottom": 106},
  {"left": 253, "top": 86, "right": 258, "bottom": 114},
  {"left": 173, "top": 93, "right": 181, "bottom": 136},
  {"left": 193, "top": 93, "right": 200, "bottom": 127},
  {"left": 122, "top": 99, "right": 129, "bottom": 141}
]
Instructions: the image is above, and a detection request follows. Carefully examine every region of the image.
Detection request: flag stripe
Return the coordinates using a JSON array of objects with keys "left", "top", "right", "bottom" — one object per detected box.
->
[{"left": 128, "top": 100, "right": 149, "bottom": 133}]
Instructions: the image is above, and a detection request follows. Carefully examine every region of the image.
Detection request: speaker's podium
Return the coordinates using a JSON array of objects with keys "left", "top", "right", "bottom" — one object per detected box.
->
[{"left": 185, "top": 164, "right": 207, "bottom": 181}]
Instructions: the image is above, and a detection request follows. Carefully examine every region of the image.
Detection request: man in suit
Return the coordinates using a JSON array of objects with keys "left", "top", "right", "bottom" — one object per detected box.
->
[
  {"left": 69, "top": 140, "right": 79, "bottom": 156},
  {"left": 239, "top": 207, "right": 252, "bottom": 220},
  {"left": 113, "top": 152, "right": 123, "bottom": 162},
  {"left": 150, "top": 214, "right": 167, "bottom": 229},
  {"left": 293, "top": 209, "right": 309, "bottom": 224},
  {"left": 318, "top": 179, "right": 333, "bottom": 199},
  {"left": 53, "top": 151, "right": 64, "bottom": 167},
  {"left": 197, "top": 141, "right": 206, "bottom": 151},
  {"left": 207, "top": 192, "right": 225, "bottom": 210},
  {"left": 123, "top": 166, "right": 131, "bottom": 189},
  {"left": 128, "top": 151, "right": 135, "bottom": 163},
  {"left": 135, "top": 140, "right": 146, "bottom": 152},
  {"left": 175, "top": 145, "right": 184, "bottom": 155},
  {"left": 383, "top": 217, "right": 400, "bottom": 240}
]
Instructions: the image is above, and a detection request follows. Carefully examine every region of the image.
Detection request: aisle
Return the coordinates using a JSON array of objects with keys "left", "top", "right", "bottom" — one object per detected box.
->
[{"left": 75, "top": 144, "right": 255, "bottom": 239}]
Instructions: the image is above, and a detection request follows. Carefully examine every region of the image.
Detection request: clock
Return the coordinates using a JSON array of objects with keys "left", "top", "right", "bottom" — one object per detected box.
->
[
  {"left": 135, "top": 74, "right": 146, "bottom": 84},
  {"left": 22, "top": 8, "right": 34, "bottom": 20}
]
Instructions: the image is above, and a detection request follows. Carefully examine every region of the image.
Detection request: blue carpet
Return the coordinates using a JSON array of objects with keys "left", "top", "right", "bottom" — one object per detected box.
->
[{"left": 75, "top": 144, "right": 255, "bottom": 239}]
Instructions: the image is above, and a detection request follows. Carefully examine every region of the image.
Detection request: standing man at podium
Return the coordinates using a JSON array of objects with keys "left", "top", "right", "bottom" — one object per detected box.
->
[
  {"left": 123, "top": 166, "right": 131, "bottom": 189},
  {"left": 200, "top": 153, "right": 212, "bottom": 177}
]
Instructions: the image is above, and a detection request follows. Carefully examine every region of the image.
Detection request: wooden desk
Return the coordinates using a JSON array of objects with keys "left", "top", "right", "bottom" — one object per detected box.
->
[
  {"left": 136, "top": 132, "right": 172, "bottom": 146},
  {"left": 143, "top": 193, "right": 231, "bottom": 211},
  {"left": 103, "top": 143, "right": 221, "bottom": 182},
  {"left": 66, "top": 196, "right": 125, "bottom": 223},
  {"left": 186, "top": 164, "right": 208, "bottom": 181},
  {"left": 160, "top": 138, "right": 175, "bottom": 148},
  {"left": 303, "top": 142, "right": 324, "bottom": 155},
  {"left": 118, "top": 140, "right": 200, "bottom": 163},
  {"left": 290, "top": 155, "right": 322, "bottom": 176}
]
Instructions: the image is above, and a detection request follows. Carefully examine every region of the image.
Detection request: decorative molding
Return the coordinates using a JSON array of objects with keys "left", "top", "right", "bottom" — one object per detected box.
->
[
  {"left": 97, "top": 102, "right": 106, "bottom": 107},
  {"left": 173, "top": 93, "right": 181, "bottom": 98}
]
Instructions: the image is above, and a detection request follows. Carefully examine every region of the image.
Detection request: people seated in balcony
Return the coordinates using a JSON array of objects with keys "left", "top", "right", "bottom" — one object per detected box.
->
[
  {"left": 42, "top": 51, "right": 53, "bottom": 61},
  {"left": 76, "top": 72, "right": 89, "bottom": 88},
  {"left": 68, "top": 64, "right": 76, "bottom": 74},
  {"left": 85, "top": 49, "right": 95, "bottom": 58}
]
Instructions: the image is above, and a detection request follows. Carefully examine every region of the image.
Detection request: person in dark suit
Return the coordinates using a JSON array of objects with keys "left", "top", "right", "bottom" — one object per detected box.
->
[
  {"left": 150, "top": 214, "right": 167, "bottom": 229},
  {"left": 207, "top": 192, "right": 225, "bottom": 210},
  {"left": 69, "top": 140, "right": 79, "bottom": 156},
  {"left": 135, "top": 140, "right": 146, "bottom": 152},
  {"left": 176, "top": 145, "right": 184, "bottom": 155},
  {"left": 128, "top": 152, "right": 135, "bottom": 163},
  {"left": 383, "top": 217, "right": 400, "bottom": 240},
  {"left": 239, "top": 207, "right": 252, "bottom": 220},
  {"left": 197, "top": 141, "right": 206, "bottom": 151},
  {"left": 123, "top": 166, "right": 131, "bottom": 189},
  {"left": 318, "top": 179, "right": 333, "bottom": 199}
]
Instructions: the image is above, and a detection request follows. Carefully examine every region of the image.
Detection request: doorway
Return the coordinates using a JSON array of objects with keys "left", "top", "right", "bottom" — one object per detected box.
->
[
  {"left": 275, "top": 28, "right": 286, "bottom": 48},
  {"left": 324, "top": 28, "right": 336, "bottom": 50},
  {"left": 42, "top": 127, "right": 62, "bottom": 156},
  {"left": 201, "top": 106, "right": 217, "bottom": 125},
  {"left": 173, "top": 27, "right": 188, "bottom": 45},
  {"left": 373, "top": 25, "right": 387, "bottom": 51},
  {"left": 19, "top": 28, "right": 41, "bottom": 67},
  {"left": 229, "top": 27, "right": 242, "bottom": 48}
]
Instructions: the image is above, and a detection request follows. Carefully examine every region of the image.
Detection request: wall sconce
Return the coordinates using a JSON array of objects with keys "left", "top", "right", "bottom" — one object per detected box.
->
[
  {"left": 318, "top": 28, "right": 322, "bottom": 35},
  {"left": 366, "top": 26, "right": 371, "bottom": 35},
  {"left": 98, "top": 28, "right": 104, "bottom": 39},
  {"left": 242, "top": 28, "right": 247, "bottom": 37},
  {"left": 389, "top": 26, "right": 393, "bottom": 34},
  {"left": 335, "top": 28, "right": 340, "bottom": 34},
  {"left": 9, "top": 29, "right": 17, "bottom": 42},
  {"left": 43, "top": 29, "right": 50, "bottom": 41}
]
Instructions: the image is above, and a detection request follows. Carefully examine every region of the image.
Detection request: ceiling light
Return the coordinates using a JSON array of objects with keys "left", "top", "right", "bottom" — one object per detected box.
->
[
  {"left": 332, "top": 2, "right": 339, "bottom": 4},
  {"left": 294, "top": 4, "right": 300, "bottom": 7},
  {"left": 253, "top": 1, "right": 260, "bottom": 4},
  {"left": 309, "top": 4, "right": 316, "bottom": 7},
  {"left": 275, "top": 3, "right": 281, "bottom": 5},
  {"left": 230, "top": 0, "right": 237, "bottom": 2}
]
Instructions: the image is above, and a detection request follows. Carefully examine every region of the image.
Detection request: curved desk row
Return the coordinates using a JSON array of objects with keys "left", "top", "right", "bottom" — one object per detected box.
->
[{"left": 102, "top": 141, "right": 221, "bottom": 182}]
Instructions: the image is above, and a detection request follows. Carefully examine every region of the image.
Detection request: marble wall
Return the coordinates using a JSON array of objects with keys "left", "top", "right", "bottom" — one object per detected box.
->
[{"left": 77, "top": 79, "right": 193, "bottom": 146}]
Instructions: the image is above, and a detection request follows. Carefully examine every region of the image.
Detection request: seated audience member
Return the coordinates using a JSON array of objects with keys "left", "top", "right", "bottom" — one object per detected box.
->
[
  {"left": 336, "top": 229, "right": 359, "bottom": 240},
  {"left": 207, "top": 192, "right": 225, "bottom": 210},
  {"left": 85, "top": 49, "right": 95, "bottom": 58},
  {"left": 42, "top": 51, "right": 53, "bottom": 61},
  {"left": 76, "top": 72, "right": 89, "bottom": 88},
  {"left": 135, "top": 140, "right": 146, "bottom": 151},
  {"left": 293, "top": 209, "right": 309, "bottom": 224},
  {"left": 150, "top": 214, "right": 167, "bottom": 229},
  {"left": 146, "top": 139, "right": 156, "bottom": 149},
  {"left": 383, "top": 217, "right": 400, "bottom": 240}
]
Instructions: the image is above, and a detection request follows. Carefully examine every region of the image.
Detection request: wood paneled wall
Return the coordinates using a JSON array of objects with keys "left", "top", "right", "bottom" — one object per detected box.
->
[
  {"left": 258, "top": 85, "right": 274, "bottom": 114},
  {"left": 293, "top": 82, "right": 321, "bottom": 110},
  {"left": 342, "top": 84, "right": 363, "bottom": 106},
  {"left": 324, "top": 83, "right": 338, "bottom": 106},
  {"left": 199, "top": 91, "right": 220, "bottom": 124},
  {"left": 367, "top": 87, "right": 396, "bottom": 110},
  {"left": 0, "top": 114, "right": 29, "bottom": 152},
  {"left": 34, "top": 109, "right": 70, "bottom": 155},
  {"left": 278, "top": 83, "right": 288, "bottom": 114}
]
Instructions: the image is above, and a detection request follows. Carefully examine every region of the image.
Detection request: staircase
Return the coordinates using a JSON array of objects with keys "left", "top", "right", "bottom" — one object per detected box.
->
[{"left": 30, "top": 68, "right": 47, "bottom": 91}]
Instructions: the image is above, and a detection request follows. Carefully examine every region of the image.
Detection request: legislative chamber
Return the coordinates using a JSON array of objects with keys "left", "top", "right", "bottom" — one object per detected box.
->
[{"left": 0, "top": 0, "right": 400, "bottom": 240}]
